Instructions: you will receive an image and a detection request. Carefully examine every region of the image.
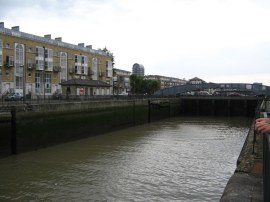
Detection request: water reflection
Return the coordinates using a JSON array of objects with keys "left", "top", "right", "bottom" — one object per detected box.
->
[{"left": 0, "top": 116, "right": 251, "bottom": 201}]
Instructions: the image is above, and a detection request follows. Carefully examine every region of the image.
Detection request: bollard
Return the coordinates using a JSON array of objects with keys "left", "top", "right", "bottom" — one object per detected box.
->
[{"left": 133, "top": 100, "right": 135, "bottom": 125}]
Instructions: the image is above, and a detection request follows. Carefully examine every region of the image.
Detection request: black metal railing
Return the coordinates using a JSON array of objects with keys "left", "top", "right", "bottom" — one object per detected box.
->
[
  {"left": 263, "top": 133, "right": 270, "bottom": 202},
  {"left": 262, "top": 97, "right": 270, "bottom": 201},
  {"left": 253, "top": 102, "right": 262, "bottom": 154},
  {"left": 0, "top": 94, "right": 162, "bottom": 105}
]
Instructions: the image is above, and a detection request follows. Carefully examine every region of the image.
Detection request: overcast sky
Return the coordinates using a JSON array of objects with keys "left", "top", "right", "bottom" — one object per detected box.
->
[{"left": 1, "top": 0, "right": 270, "bottom": 85}]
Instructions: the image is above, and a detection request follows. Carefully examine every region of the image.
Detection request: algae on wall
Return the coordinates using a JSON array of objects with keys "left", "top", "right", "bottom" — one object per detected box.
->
[
  {"left": 1, "top": 98, "right": 181, "bottom": 156},
  {"left": 0, "top": 121, "right": 12, "bottom": 158},
  {"left": 16, "top": 105, "right": 150, "bottom": 153}
]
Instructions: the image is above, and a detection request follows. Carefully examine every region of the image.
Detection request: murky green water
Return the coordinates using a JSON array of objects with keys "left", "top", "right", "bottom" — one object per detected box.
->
[{"left": 0, "top": 116, "right": 252, "bottom": 201}]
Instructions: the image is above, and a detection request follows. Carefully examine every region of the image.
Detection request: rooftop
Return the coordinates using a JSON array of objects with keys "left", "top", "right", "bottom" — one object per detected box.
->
[{"left": 0, "top": 22, "right": 108, "bottom": 57}]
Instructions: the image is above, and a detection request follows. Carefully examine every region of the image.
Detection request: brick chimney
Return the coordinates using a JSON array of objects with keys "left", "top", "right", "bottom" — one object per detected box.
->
[{"left": 11, "top": 26, "right": 20, "bottom": 31}]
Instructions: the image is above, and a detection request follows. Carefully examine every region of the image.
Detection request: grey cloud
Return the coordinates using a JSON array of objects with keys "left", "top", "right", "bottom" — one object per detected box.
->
[{"left": 0, "top": 0, "right": 74, "bottom": 18}]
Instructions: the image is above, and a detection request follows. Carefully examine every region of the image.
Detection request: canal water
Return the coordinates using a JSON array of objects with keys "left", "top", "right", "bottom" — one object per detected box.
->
[{"left": 0, "top": 116, "right": 252, "bottom": 202}]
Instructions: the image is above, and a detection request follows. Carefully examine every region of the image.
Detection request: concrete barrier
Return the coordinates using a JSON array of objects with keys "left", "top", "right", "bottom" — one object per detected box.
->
[{"left": 220, "top": 100, "right": 270, "bottom": 201}]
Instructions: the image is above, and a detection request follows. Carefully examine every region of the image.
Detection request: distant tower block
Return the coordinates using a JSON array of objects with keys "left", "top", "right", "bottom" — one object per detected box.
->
[{"left": 132, "top": 63, "right": 145, "bottom": 76}]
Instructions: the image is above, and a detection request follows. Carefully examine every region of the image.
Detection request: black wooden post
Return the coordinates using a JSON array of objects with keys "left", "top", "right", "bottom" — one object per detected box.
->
[
  {"left": 11, "top": 107, "right": 17, "bottom": 155},
  {"left": 211, "top": 100, "right": 215, "bottom": 116},
  {"left": 227, "top": 100, "right": 231, "bottom": 116},
  {"left": 243, "top": 100, "right": 247, "bottom": 116},
  {"left": 168, "top": 101, "right": 171, "bottom": 117},
  {"left": 196, "top": 99, "right": 200, "bottom": 115},
  {"left": 133, "top": 100, "right": 135, "bottom": 125},
  {"left": 148, "top": 100, "right": 151, "bottom": 123}
]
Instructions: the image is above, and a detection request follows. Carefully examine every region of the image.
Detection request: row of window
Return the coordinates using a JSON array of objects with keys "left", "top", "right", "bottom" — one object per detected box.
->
[
  {"left": 0, "top": 40, "right": 2, "bottom": 66},
  {"left": 35, "top": 72, "right": 51, "bottom": 93},
  {"left": 0, "top": 40, "right": 113, "bottom": 95},
  {"left": 0, "top": 42, "right": 112, "bottom": 77}
]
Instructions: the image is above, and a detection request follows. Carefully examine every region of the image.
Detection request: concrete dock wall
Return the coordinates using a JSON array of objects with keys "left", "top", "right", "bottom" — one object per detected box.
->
[
  {"left": 220, "top": 100, "right": 270, "bottom": 201},
  {"left": 0, "top": 97, "right": 261, "bottom": 158},
  {"left": 0, "top": 99, "right": 181, "bottom": 157}
]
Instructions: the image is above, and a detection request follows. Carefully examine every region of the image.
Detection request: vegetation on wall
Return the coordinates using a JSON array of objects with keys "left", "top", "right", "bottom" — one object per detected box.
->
[{"left": 101, "top": 47, "right": 115, "bottom": 67}]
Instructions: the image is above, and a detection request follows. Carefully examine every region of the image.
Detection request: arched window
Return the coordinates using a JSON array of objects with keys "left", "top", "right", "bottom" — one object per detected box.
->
[
  {"left": 106, "top": 60, "right": 112, "bottom": 77},
  {"left": 60, "top": 52, "right": 67, "bottom": 82},
  {"left": 15, "top": 43, "right": 24, "bottom": 91},
  {"left": 0, "top": 39, "right": 2, "bottom": 66},
  {"left": 92, "top": 58, "right": 98, "bottom": 80}
]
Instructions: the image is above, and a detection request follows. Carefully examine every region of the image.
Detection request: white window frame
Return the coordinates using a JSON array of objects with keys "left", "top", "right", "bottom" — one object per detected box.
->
[
  {"left": 106, "top": 60, "right": 112, "bottom": 77},
  {"left": 27, "top": 59, "right": 33, "bottom": 69},
  {"left": 35, "top": 47, "right": 44, "bottom": 70},
  {"left": 92, "top": 58, "right": 98, "bottom": 80},
  {"left": 81, "top": 55, "right": 88, "bottom": 75},
  {"left": 45, "top": 48, "right": 53, "bottom": 71},
  {"left": 14, "top": 44, "right": 24, "bottom": 92},
  {"left": 75, "top": 54, "right": 81, "bottom": 74},
  {"left": 60, "top": 52, "right": 67, "bottom": 82},
  {"left": 74, "top": 55, "right": 88, "bottom": 75},
  {"left": 75, "top": 65, "right": 81, "bottom": 74},
  {"left": 45, "top": 73, "right": 51, "bottom": 93},
  {"left": 0, "top": 40, "right": 2, "bottom": 66},
  {"left": 9, "top": 56, "right": 14, "bottom": 67},
  {"left": 35, "top": 72, "right": 42, "bottom": 94}
]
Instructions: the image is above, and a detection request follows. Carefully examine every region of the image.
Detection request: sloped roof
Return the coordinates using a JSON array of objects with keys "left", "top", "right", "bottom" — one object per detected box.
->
[{"left": 61, "top": 79, "right": 111, "bottom": 87}]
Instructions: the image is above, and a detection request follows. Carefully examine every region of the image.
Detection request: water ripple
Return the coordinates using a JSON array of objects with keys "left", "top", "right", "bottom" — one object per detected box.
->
[{"left": 0, "top": 116, "right": 251, "bottom": 201}]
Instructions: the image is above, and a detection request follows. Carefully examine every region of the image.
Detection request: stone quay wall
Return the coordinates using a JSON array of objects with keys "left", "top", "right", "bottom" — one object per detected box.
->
[
  {"left": 0, "top": 98, "right": 180, "bottom": 158},
  {"left": 221, "top": 100, "right": 270, "bottom": 201}
]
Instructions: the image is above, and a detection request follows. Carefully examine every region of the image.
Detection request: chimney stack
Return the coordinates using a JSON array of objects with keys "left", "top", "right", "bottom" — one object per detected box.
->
[
  {"left": 0, "top": 22, "right": 4, "bottom": 28},
  {"left": 55, "top": 37, "right": 62, "bottom": 42},
  {"left": 11, "top": 26, "right": 20, "bottom": 31},
  {"left": 78, "top": 43, "right": 84, "bottom": 47},
  {"left": 44, "top": 34, "right": 51, "bottom": 39}
]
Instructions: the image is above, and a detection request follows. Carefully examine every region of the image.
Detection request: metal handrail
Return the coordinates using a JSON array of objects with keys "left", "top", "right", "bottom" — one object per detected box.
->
[
  {"left": 263, "top": 133, "right": 270, "bottom": 202},
  {"left": 252, "top": 100, "right": 263, "bottom": 154},
  {"left": 261, "top": 98, "right": 270, "bottom": 201}
]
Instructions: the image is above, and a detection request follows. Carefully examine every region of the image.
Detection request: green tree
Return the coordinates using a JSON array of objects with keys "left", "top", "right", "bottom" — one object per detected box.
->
[
  {"left": 130, "top": 75, "right": 143, "bottom": 94},
  {"left": 147, "top": 80, "right": 160, "bottom": 94},
  {"left": 100, "top": 47, "right": 115, "bottom": 67},
  {"left": 130, "top": 75, "right": 160, "bottom": 95}
]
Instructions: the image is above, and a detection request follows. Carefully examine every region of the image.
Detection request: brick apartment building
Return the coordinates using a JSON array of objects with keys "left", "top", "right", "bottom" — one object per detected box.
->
[{"left": 0, "top": 22, "right": 113, "bottom": 99}]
